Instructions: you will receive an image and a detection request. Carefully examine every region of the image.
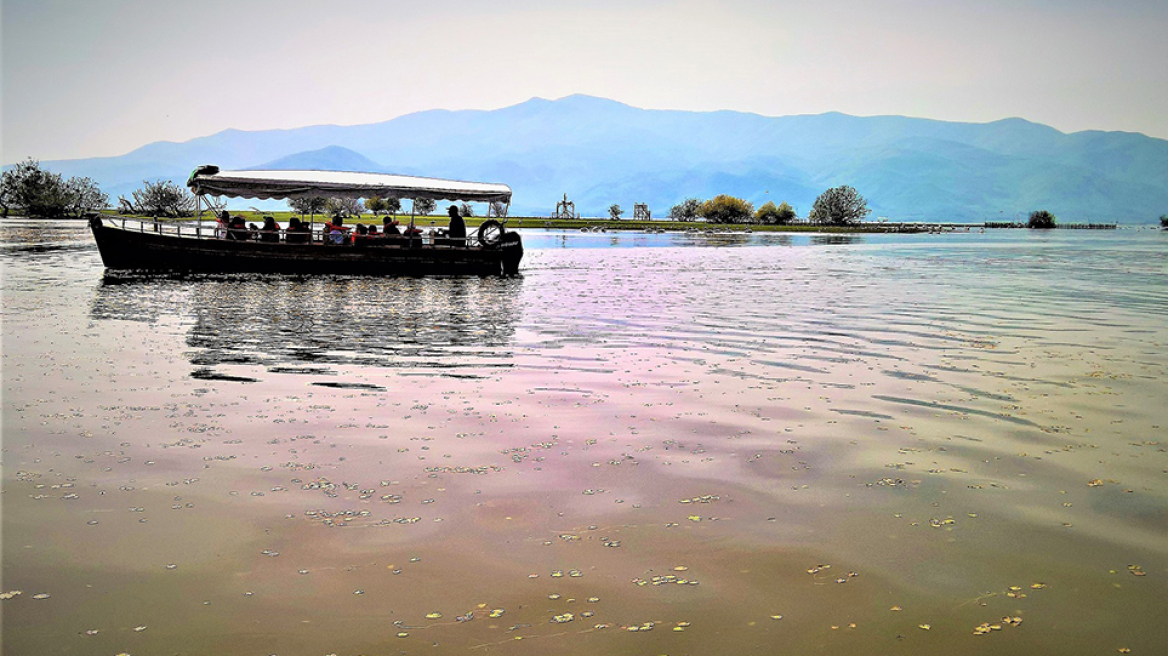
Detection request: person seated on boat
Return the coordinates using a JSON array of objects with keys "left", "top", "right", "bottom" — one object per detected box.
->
[
  {"left": 382, "top": 217, "right": 402, "bottom": 236},
  {"left": 226, "top": 215, "right": 250, "bottom": 241},
  {"left": 367, "top": 224, "right": 378, "bottom": 236},
  {"left": 286, "top": 217, "right": 311, "bottom": 243},
  {"left": 324, "top": 216, "right": 351, "bottom": 245},
  {"left": 355, "top": 223, "right": 368, "bottom": 237},
  {"left": 260, "top": 216, "right": 280, "bottom": 242},
  {"left": 447, "top": 205, "right": 467, "bottom": 243}
]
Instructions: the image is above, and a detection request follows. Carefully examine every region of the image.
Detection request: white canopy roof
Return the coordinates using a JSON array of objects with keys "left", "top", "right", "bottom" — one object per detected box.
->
[{"left": 187, "top": 167, "right": 512, "bottom": 203}]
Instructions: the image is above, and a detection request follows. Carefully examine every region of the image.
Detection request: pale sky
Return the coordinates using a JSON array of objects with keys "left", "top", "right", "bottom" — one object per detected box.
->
[{"left": 3, "top": 0, "right": 1166, "bottom": 163}]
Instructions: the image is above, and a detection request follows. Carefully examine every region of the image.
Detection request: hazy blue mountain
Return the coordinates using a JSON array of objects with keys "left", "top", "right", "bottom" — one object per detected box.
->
[
  {"left": 22, "top": 94, "right": 1168, "bottom": 222},
  {"left": 249, "top": 146, "right": 389, "bottom": 173}
]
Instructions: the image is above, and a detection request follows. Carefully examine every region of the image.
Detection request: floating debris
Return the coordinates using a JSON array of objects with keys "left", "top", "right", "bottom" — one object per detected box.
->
[
  {"left": 32, "top": 593, "right": 51, "bottom": 600},
  {"left": 679, "top": 494, "right": 720, "bottom": 504},
  {"left": 918, "top": 624, "right": 931, "bottom": 630},
  {"left": 550, "top": 613, "right": 574, "bottom": 623},
  {"left": 1128, "top": 565, "right": 1146, "bottom": 576},
  {"left": 489, "top": 609, "right": 505, "bottom": 618},
  {"left": 0, "top": 591, "right": 22, "bottom": 600},
  {"left": 426, "top": 612, "right": 442, "bottom": 619}
]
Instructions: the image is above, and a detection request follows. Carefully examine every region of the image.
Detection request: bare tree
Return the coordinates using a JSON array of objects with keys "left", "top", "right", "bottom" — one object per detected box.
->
[{"left": 121, "top": 179, "right": 196, "bottom": 217}]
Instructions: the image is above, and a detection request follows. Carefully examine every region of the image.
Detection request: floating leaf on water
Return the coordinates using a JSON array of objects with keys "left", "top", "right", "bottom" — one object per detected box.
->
[
  {"left": 1087, "top": 479, "right": 1104, "bottom": 487},
  {"left": 548, "top": 593, "right": 561, "bottom": 600},
  {"left": 890, "top": 605, "right": 902, "bottom": 611},
  {"left": 426, "top": 612, "right": 442, "bottom": 619},
  {"left": 32, "top": 593, "right": 50, "bottom": 600},
  {"left": 569, "top": 570, "right": 582, "bottom": 577},
  {"left": 396, "top": 632, "right": 409, "bottom": 638},
  {"left": 550, "top": 613, "right": 574, "bottom": 623},
  {"left": 673, "top": 566, "right": 688, "bottom": 572},
  {"left": 771, "top": 615, "right": 784, "bottom": 620},
  {"left": 1031, "top": 582, "right": 1046, "bottom": 589},
  {"left": 133, "top": 626, "right": 146, "bottom": 632},
  {"left": 587, "top": 597, "right": 600, "bottom": 603},
  {"left": 489, "top": 609, "right": 505, "bottom": 618},
  {"left": 85, "top": 629, "right": 99, "bottom": 636},
  {"left": 165, "top": 564, "right": 177, "bottom": 570},
  {"left": 0, "top": 591, "right": 23, "bottom": 600},
  {"left": 918, "top": 624, "right": 931, "bottom": 630}
]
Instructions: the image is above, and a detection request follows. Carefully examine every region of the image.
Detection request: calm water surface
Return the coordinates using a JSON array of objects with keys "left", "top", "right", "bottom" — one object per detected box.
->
[{"left": 3, "top": 220, "right": 1167, "bottom": 655}]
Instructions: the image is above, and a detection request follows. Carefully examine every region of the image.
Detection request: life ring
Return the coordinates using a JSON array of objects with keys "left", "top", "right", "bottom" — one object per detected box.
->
[{"left": 477, "top": 220, "right": 504, "bottom": 248}]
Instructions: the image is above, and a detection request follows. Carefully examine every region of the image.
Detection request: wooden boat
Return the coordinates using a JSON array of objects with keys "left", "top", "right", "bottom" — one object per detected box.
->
[{"left": 89, "top": 167, "right": 523, "bottom": 275}]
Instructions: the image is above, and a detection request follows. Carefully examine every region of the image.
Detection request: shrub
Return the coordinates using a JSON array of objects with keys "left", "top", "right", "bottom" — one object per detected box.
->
[
  {"left": 1028, "top": 210, "right": 1056, "bottom": 229},
  {"left": 609, "top": 204, "right": 623, "bottom": 220},
  {"left": 669, "top": 198, "right": 702, "bottom": 221},
  {"left": 0, "top": 158, "right": 108, "bottom": 218},
  {"left": 699, "top": 195, "right": 754, "bottom": 224},
  {"left": 810, "top": 185, "right": 870, "bottom": 225},
  {"left": 756, "top": 200, "right": 797, "bottom": 225},
  {"left": 459, "top": 202, "right": 474, "bottom": 218},
  {"left": 1160, "top": 214, "right": 1167, "bottom": 228}
]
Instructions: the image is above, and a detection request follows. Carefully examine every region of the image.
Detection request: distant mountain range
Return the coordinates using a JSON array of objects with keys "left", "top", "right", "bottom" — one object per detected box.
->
[{"left": 24, "top": 95, "right": 1168, "bottom": 222}]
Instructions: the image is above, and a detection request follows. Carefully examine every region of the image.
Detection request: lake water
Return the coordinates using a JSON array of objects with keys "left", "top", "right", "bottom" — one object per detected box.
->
[{"left": 3, "top": 220, "right": 1167, "bottom": 655}]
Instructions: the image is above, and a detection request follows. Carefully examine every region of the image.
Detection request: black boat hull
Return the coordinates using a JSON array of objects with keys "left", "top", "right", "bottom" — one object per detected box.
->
[{"left": 89, "top": 217, "right": 523, "bottom": 276}]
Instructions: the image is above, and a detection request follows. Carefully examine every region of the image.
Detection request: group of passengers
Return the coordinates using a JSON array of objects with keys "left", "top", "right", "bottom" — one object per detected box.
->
[{"left": 219, "top": 205, "right": 467, "bottom": 246}]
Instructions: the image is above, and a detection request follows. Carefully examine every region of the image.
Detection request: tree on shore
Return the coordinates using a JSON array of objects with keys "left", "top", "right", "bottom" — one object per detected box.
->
[
  {"left": 364, "top": 196, "right": 388, "bottom": 215},
  {"left": 755, "top": 200, "right": 796, "bottom": 225},
  {"left": 1028, "top": 210, "right": 1056, "bottom": 229},
  {"left": 1159, "top": 214, "right": 1167, "bottom": 228},
  {"left": 810, "top": 185, "right": 870, "bottom": 225},
  {"left": 289, "top": 196, "right": 327, "bottom": 221},
  {"left": 489, "top": 201, "right": 508, "bottom": 218},
  {"left": 700, "top": 195, "right": 754, "bottom": 224},
  {"left": 669, "top": 198, "right": 702, "bottom": 221},
  {"left": 459, "top": 202, "right": 475, "bottom": 218},
  {"left": 325, "top": 197, "right": 363, "bottom": 219},
  {"left": 385, "top": 197, "right": 402, "bottom": 217},
  {"left": 0, "top": 158, "right": 108, "bottom": 218},
  {"left": 119, "top": 179, "right": 193, "bottom": 217},
  {"left": 413, "top": 198, "right": 437, "bottom": 216},
  {"left": 609, "top": 204, "right": 623, "bottom": 220}
]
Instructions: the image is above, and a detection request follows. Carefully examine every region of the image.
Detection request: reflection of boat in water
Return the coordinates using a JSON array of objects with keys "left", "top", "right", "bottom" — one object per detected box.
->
[
  {"left": 91, "top": 272, "right": 523, "bottom": 382},
  {"left": 89, "top": 168, "right": 523, "bottom": 275}
]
